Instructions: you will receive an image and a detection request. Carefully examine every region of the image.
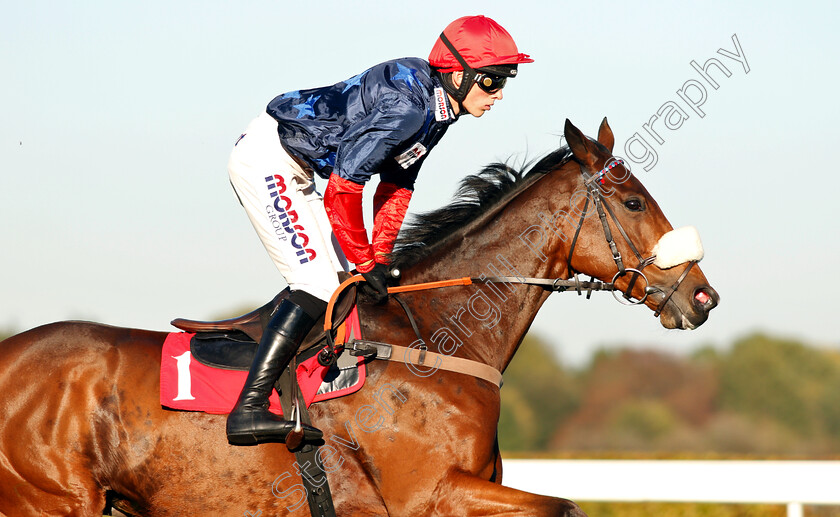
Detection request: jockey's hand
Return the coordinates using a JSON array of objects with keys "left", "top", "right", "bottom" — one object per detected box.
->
[{"left": 361, "top": 263, "right": 390, "bottom": 305}]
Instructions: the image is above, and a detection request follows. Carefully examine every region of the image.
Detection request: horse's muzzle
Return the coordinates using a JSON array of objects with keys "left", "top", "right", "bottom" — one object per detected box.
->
[
  {"left": 655, "top": 284, "right": 719, "bottom": 330},
  {"left": 678, "top": 285, "right": 719, "bottom": 329}
]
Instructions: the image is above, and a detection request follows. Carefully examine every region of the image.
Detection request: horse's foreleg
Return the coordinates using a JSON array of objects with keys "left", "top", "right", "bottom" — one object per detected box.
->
[{"left": 430, "top": 472, "right": 586, "bottom": 517}]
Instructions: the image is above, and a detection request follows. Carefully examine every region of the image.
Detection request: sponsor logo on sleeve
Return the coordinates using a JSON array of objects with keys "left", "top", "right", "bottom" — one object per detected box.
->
[{"left": 433, "top": 87, "right": 451, "bottom": 122}]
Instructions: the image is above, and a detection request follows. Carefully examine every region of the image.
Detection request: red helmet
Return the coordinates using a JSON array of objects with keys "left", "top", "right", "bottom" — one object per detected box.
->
[{"left": 429, "top": 15, "right": 533, "bottom": 74}]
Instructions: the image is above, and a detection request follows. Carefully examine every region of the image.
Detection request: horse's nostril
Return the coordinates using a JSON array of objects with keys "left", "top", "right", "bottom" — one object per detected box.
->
[{"left": 694, "top": 287, "right": 718, "bottom": 312}]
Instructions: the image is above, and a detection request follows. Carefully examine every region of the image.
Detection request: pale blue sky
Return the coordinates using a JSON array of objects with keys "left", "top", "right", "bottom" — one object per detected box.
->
[{"left": 2, "top": 0, "right": 838, "bottom": 365}]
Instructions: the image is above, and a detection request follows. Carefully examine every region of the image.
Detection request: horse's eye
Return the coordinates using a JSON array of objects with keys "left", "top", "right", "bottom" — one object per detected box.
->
[{"left": 624, "top": 199, "right": 644, "bottom": 212}]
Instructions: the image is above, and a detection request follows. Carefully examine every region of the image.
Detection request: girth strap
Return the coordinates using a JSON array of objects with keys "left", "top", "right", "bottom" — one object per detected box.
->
[{"left": 348, "top": 340, "right": 503, "bottom": 388}]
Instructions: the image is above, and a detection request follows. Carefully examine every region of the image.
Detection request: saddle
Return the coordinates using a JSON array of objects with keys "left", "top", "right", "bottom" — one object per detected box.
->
[{"left": 170, "top": 277, "right": 358, "bottom": 356}]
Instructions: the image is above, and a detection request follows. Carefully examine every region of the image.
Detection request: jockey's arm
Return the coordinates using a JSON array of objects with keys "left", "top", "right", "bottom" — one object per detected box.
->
[
  {"left": 324, "top": 176, "right": 413, "bottom": 273},
  {"left": 324, "top": 96, "right": 423, "bottom": 273}
]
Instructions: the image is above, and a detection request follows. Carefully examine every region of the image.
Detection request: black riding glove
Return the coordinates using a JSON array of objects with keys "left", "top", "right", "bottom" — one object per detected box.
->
[{"left": 361, "top": 262, "right": 390, "bottom": 305}]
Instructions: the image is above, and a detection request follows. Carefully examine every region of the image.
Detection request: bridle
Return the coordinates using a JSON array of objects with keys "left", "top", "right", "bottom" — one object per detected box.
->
[{"left": 479, "top": 157, "right": 699, "bottom": 318}]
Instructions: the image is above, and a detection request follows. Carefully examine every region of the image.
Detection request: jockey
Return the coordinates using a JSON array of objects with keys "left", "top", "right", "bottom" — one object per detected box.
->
[{"left": 225, "top": 15, "right": 533, "bottom": 445}]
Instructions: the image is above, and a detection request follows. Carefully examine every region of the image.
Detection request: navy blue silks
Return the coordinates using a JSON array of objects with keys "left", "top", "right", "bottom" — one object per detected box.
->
[{"left": 266, "top": 58, "right": 458, "bottom": 190}]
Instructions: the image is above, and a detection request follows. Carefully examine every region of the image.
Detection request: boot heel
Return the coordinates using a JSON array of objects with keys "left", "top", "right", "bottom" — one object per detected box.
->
[{"left": 226, "top": 432, "right": 258, "bottom": 446}]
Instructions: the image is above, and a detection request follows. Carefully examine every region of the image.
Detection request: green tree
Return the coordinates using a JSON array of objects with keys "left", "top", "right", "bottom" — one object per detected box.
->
[
  {"left": 550, "top": 348, "right": 718, "bottom": 452},
  {"left": 610, "top": 399, "right": 679, "bottom": 441},
  {"left": 719, "top": 333, "right": 840, "bottom": 438},
  {"left": 498, "top": 334, "right": 579, "bottom": 451}
]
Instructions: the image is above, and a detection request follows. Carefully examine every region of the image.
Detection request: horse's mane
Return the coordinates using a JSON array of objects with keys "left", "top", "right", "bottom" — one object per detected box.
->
[{"left": 391, "top": 145, "right": 575, "bottom": 268}]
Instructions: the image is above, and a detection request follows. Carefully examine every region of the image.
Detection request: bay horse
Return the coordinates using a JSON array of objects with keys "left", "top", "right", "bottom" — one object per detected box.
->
[{"left": 0, "top": 119, "right": 717, "bottom": 516}]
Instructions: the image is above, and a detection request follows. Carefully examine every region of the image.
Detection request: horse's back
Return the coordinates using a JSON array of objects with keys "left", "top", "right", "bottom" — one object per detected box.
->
[
  {"left": 0, "top": 321, "right": 166, "bottom": 516},
  {"left": 0, "top": 321, "right": 166, "bottom": 403}
]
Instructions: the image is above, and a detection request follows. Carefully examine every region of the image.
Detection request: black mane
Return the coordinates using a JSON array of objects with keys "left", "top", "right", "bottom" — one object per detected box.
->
[{"left": 391, "top": 146, "right": 575, "bottom": 268}]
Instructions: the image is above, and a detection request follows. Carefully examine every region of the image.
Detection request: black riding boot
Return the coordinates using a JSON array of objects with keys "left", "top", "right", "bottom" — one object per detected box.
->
[{"left": 226, "top": 292, "right": 326, "bottom": 445}]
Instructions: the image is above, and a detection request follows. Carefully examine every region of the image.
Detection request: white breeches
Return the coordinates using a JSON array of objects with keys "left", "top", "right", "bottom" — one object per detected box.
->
[{"left": 227, "top": 112, "right": 349, "bottom": 302}]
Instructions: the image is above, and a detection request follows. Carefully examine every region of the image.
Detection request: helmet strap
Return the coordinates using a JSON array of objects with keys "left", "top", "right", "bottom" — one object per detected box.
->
[
  {"left": 436, "top": 72, "right": 466, "bottom": 114},
  {"left": 437, "top": 32, "right": 477, "bottom": 107}
]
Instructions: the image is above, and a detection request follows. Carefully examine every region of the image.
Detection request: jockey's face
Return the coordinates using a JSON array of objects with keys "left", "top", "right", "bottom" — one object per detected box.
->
[{"left": 450, "top": 71, "right": 504, "bottom": 118}]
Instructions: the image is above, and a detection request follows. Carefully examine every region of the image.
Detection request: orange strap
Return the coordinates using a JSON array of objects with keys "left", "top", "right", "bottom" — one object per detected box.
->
[
  {"left": 323, "top": 275, "right": 473, "bottom": 331},
  {"left": 387, "top": 277, "right": 473, "bottom": 293},
  {"left": 324, "top": 274, "right": 364, "bottom": 332}
]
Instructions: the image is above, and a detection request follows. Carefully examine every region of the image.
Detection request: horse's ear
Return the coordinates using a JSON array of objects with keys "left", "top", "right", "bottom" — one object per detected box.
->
[
  {"left": 564, "top": 119, "right": 596, "bottom": 167},
  {"left": 597, "top": 117, "right": 615, "bottom": 153}
]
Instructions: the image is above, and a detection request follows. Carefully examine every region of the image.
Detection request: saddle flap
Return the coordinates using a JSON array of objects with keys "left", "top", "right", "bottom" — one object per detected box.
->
[{"left": 190, "top": 331, "right": 257, "bottom": 371}]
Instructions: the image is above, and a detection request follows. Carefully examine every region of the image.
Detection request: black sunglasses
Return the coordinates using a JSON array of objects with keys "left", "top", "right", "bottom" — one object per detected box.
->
[{"left": 474, "top": 72, "right": 507, "bottom": 93}]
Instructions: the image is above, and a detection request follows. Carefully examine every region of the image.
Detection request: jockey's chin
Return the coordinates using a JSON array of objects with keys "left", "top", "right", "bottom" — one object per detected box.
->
[{"left": 456, "top": 83, "right": 504, "bottom": 118}]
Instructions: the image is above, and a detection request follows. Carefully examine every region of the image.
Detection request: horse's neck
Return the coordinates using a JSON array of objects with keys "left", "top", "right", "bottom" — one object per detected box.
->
[{"left": 403, "top": 169, "right": 577, "bottom": 372}]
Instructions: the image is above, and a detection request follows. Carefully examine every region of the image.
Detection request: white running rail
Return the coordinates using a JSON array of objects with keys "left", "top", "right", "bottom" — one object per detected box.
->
[{"left": 502, "top": 459, "right": 840, "bottom": 517}]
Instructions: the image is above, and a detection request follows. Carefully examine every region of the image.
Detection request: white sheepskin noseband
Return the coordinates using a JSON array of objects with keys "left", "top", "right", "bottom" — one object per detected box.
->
[{"left": 652, "top": 226, "right": 704, "bottom": 269}]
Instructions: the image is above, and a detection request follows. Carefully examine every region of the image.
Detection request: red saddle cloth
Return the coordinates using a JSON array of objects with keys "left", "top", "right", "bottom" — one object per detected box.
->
[{"left": 159, "top": 309, "right": 364, "bottom": 415}]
